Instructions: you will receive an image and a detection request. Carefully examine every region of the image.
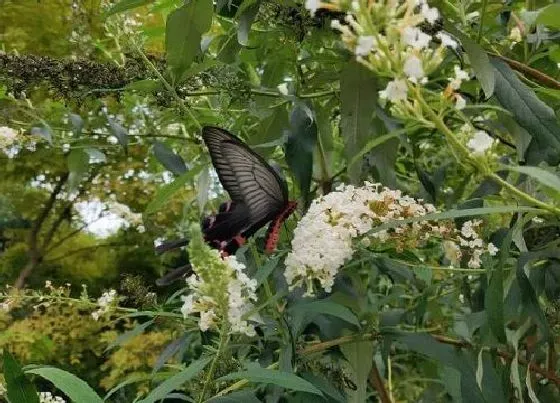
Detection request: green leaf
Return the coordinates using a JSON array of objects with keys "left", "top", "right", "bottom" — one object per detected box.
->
[
  {"left": 501, "top": 165, "right": 560, "bottom": 193},
  {"left": 105, "top": 0, "right": 152, "bottom": 16},
  {"left": 207, "top": 390, "right": 261, "bottom": 402},
  {"left": 340, "top": 341, "right": 374, "bottom": 403},
  {"left": 237, "top": 1, "right": 260, "bottom": 46},
  {"left": 491, "top": 57, "right": 560, "bottom": 165},
  {"left": 445, "top": 25, "right": 495, "bottom": 98},
  {"left": 69, "top": 113, "right": 84, "bottom": 136},
  {"left": 285, "top": 103, "right": 317, "bottom": 205},
  {"left": 144, "top": 167, "right": 201, "bottom": 214},
  {"left": 388, "top": 332, "right": 485, "bottom": 403},
  {"left": 217, "top": 369, "right": 323, "bottom": 396},
  {"left": 348, "top": 131, "right": 402, "bottom": 169},
  {"left": 485, "top": 228, "right": 512, "bottom": 343},
  {"left": 126, "top": 79, "right": 163, "bottom": 93},
  {"left": 31, "top": 124, "right": 53, "bottom": 145},
  {"left": 153, "top": 141, "right": 187, "bottom": 175},
  {"left": 217, "top": 29, "right": 242, "bottom": 63},
  {"left": 137, "top": 357, "right": 212, "bottom": 403},
  {"left": 67, "top": 149, "right": 90, "bottom": 193},
  {"left": 84, "top": 147, "right": 107, "bottom": 163},
  {"left": 340, "top": 60, "right": 377, "bottom": 183},
  {"left": 255, "top": 256, "right": 280, "bottom": 287},
  {"left": 166, "top": 0, "right": 213, "bottom": 80},
  {"left": 478, "top": 350, "right": 507, "bottom": 403},
  {"left": 301, "top": 373, "right": 346, "bottom": 403},
  {"left": 289, "top": 300, "right": 360, "bottom": 327},
  {"left": 106, "top": 320, "right": 153, "bottom": 351},
  {"left": 252, "top": 106, "right": 288, "bottom": 148},
  {"left": 517, "top": 251, "right": 556, "bottom": 342},
  {"left": 536, "top": 4, "right": 560, "bottom": 28},
  {"left": 25, "top": 367, "right": 102, "bottom": 403},
  {"left": 107, "top": 116, "right": 128, "bottom": 151},
  {"left": 3, "top": 352, "right": 40, "bottom": 403}
]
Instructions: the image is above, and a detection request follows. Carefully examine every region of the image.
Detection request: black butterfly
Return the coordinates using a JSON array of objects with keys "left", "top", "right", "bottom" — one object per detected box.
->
[{"left": 155, "top": 126, "right": 296, "bottom": 286}]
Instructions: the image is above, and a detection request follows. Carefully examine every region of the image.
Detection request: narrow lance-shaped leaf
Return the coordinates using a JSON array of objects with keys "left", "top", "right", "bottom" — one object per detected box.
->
[
  {"left": 237, "top": 1, "right": 260, "bottom": 46},
  {"left": 218, "top": 369, "right": 323, "bottom": 396},
  {"left": 285, "top": 103, "right": 317, "bottom": 205},
  {"left": 3, "top": 352, "right": 40, "bottom": 403},
  {"left": 166, "top": 0, "right": 213, "bottom": 81},
  {"left": 107, "top": 116, "right": 128, "bottom": 151},
  {"left": 153, "top": 141, "right": 187, "bottom": 175},
  {"left": 340, "top": 341, "right": 374, "bottom": 403},
  {"left": 445, "top": 24, "right": 495, "bottom": 98},
  {"left": 105, "top": 0, "right": 153, "bottom": 16},
  {"left": 491, "top": 57, "right": 560, "bottom": 165},
  {"left": 144, "top": 166, "right": 202, "bottom": 215},
  {"left": 340, "top": 60, "right": 377, "bottom": 183},
  {"left": 485, "top": 227, "right": 512, "bottom": 343},
  {"left": 137, "top": 357, "right": 213, "bottom": 403},
  {"left": 25, "top": 367, "right": 102, "bottom": 403},
  {"left": 67, "top": 149, "right": 90, "bottom": 193}
]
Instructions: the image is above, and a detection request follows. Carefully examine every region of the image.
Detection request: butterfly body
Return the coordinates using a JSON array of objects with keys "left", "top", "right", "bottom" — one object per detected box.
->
[{"left": 156, "top": 126, "right": 296, "bottom": 285}]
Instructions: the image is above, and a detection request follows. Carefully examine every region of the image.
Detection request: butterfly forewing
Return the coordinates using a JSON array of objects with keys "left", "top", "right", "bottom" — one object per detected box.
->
[{"left": 202, "top": 127, "right": 289, "bottom": 227}]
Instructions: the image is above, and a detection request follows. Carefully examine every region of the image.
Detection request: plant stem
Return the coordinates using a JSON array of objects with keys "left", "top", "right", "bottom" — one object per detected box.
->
[
  {"left": 132, "top": 41, "right": 202, "bottom": 131},
  {"left": 415, "top": 88, "right": 560, "bottom": 216},
  {"left": 198, "top": 325, "right": 230, "bottom": 403}
]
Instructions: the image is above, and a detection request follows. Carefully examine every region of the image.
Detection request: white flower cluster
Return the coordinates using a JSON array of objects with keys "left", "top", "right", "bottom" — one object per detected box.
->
[
  {"left": 0, "top": 126, "right": 19, "bottom": 158},
  {"left": 285, "top": 183, "right": 498, "bottom": 295},
  {"left": 39, "top": 392, "right": 66, "bottom": 403},
  {"left": 91, "top": 289, "right": 117, "bottom": 321},
  {"left": 181, "top": 255, "right": 259, "bottom": 336},
  {"left": 311, "top": 1, "right": 473, "bottom": 114},
  {"left": 321, "top": 1, "right": 455, "bottom": 101},
  {"left": 459, "top": 124, "right": 495, "bottom": 155}
]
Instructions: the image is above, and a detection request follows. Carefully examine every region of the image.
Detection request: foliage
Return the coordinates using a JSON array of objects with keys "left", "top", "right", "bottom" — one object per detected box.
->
[{"left": 1, "top": 0, "right": 560, "bottom": 402}]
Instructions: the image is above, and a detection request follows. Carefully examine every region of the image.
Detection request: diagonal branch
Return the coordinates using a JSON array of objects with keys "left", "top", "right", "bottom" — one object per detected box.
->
[{"left": 14, "top": 172, "right": 69, "bottom": 288}]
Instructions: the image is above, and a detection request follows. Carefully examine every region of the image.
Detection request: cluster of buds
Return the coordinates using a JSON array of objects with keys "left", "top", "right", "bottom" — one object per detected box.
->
[
  {"left": 306, "top": 1, "right": 498, "bottom": 154},
  {"left": 285, "top": 183, "right": 497, "bottom": 295},
  {"left": 91, "top": 289, "right": 118, "bottom": 321},
  {"left": 180, "top": 225, "right": 259, "bottom": 336}
]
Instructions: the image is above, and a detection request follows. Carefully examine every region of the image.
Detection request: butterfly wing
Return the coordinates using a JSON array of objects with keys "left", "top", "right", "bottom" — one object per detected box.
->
[{"left": 202, "top": 126, "right": 289, "bottom": 227}]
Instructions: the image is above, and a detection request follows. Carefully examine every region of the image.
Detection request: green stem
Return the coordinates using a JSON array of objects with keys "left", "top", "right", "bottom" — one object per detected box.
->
[
  {"left": 132, "top": 42, "right": 202, "bottom": 131},
  {"left": 198, "top": 325, "right": 230, "bottom": 403},
  {"left": 477, "top": 0, "right": 488, "bottom": 43},
  {"left": 415, "top": 88, "right": 560, "bottom": 216}
]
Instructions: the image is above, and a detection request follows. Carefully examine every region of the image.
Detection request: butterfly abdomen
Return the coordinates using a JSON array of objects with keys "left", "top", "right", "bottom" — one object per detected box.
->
[{"left": 264, "top": 201, "right": 298, "bottom": 253}]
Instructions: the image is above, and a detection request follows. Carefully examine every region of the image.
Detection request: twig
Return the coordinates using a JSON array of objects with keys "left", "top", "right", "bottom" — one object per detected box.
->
[
  {"left": 369, "top": 362, "right": 392, "bottom": 403},
  {"left": 490, "top": 53, "right": 560, "bottom": 90}
]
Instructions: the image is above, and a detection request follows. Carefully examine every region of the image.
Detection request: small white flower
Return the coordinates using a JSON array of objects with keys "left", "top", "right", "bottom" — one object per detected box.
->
[
  {"left": 436, "top": 32, "right": 457, "bottom": 49},
  {"left": 277, "top": 82, "right": 289, "bottom": 95},
  {"left": 421, "top": 4, "right": 439, "bottom": 24},
  {"left": 402, "top": 26, "right": 431, "bottom": 50},
  {"left": 0, "top": 126, "right": 18, "bottom": 147},
  {"left": 379, "top": 79, "right": 408, "bottom": 102},
  {"left": 454, "top": 94, "right": 466, "bottom": 110},
  {"left": 403, "top": 55, "right": 425, "bottom": 80},
  {"left": 487, "top": 243, "right": 499, "bottom": 256},
  {"left": 355, "top": 35, "right": 376, "bottom": 56},
  {"left": 62, "top": 143, "right": 70, "bottom": 153},
  {"left": 509, "top": 26, "right": 522, "bottom": 43},
  {"left": 305, "top": 0, "right": 321, "bottom": 15},
  {"left": 467, "top": 130, "right": 494, "bottom": 154},
  {"left": 39, "top": 391, "right": 66, "bottom": 403},
  {"left": 449, "top": 65, "right": 470, "bottom": 89}
]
